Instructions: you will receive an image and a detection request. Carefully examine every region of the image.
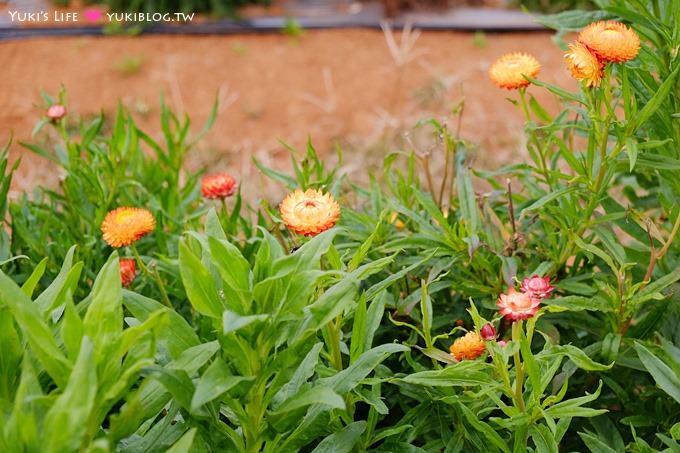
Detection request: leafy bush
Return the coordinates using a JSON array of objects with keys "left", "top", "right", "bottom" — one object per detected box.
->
[{"left": 2, "top": 0, "right": 680, "bottom": 451}]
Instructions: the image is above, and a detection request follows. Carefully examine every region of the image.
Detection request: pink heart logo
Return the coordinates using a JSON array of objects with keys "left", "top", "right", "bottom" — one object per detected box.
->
[{"left": 83, "top": 8, "right": 103, "bottom": 22}]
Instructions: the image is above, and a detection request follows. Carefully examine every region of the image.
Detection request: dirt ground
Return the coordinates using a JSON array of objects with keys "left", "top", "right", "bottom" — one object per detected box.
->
[{"left": 0, "top": 29, "right": 574, "bottom": 197}]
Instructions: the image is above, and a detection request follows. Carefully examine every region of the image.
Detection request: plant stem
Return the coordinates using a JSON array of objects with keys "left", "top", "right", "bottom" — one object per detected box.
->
[
  {"left": 131, "top": 244, "right": 172, "bottom": 308},
  {"left": 220, "top": 197, "right": 230, "bottom": 232},
  {"left": 326, "top": 315, "right": 344, "bottom": 371},
  {"left": 512, "top": 320, "right": 526, "bottom": 412}
]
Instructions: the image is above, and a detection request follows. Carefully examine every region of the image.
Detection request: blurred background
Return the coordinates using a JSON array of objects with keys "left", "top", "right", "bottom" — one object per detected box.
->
[{"left": 0, "top": 0, "right": 588, "bottom": 196}]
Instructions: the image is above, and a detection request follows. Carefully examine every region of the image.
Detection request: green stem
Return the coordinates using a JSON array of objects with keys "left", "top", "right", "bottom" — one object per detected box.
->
[
  {"left": 326, "top": 315, "right": 344, "bottom": 371},
  {"left": 220, "top": 197, "right": 230, "bottom": 233},
  {"left": 512, "top": 321, "right": 526, "bottom": 412},
  {"left": 131, "top": 244, "right": 172, "bottom": 308}
]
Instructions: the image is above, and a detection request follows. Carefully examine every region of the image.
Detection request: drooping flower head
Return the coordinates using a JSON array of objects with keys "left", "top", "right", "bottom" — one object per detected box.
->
[
  {"left": 449, "top": 331, "right": 486, "bottom": 361},
  {"left": 47, "top": 105, "right": 66, "bottom": 121},
  {"left": 102, "top": 207, "right": 155, "bottom": 248},
  {"left": 489, "top": 52, "right": 541, "bottom": 90},
  {"left": 520, "top": 275, "right": 554, "bottom": 300},
  {"left": 279, "top": 189, "right": 340, "bottom": 237},
  {"left": 565, "top": 41, "right": 604, "bottom": 87},
  {"left": 480, "top": 323, "right": 497, "bottom": 341},
  {"left": 497, "top": 288, "right": 540, "bottom": 321},
  {"left": 578, "top": 21, "right": 640, "bottom": 63},
  {"left": 119, "top": 258, "right": 137, "bottom": 287},
  {"left": 201, "top": 173, "right": 237, "bottom": 199}
]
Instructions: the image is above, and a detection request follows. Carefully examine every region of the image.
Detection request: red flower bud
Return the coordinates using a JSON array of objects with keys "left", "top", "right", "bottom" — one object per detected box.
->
[
  {"left": 119, "top": 258, "right": 137, "bottom": 288},
  {"left": 480, "top": 323, "right": 496, "bottom": 340}
]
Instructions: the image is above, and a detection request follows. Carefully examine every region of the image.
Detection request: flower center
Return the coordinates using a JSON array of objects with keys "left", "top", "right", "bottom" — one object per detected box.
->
[
  {"left": 296, "top": 199, "right": 320, "bottom": 213},
  {"left": 602, "top": 28, "right": 622, "bottom": 39}
]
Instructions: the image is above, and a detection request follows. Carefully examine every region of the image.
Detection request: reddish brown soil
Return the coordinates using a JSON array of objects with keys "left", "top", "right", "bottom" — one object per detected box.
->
[{"left": 0, "top": 30, "right": 574, "bottom": 198}]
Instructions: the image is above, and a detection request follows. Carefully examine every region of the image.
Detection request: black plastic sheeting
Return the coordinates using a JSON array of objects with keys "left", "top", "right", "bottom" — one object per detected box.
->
[{"left": 0, "top": 14, "right": 547, "bottom": 41}]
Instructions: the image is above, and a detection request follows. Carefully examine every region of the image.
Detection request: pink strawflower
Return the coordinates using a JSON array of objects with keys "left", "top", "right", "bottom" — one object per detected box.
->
[
  {"left": 497, "top": 340, "right": 507, "bottom": 347},
  {"left": 47, "top": 105, "right": 66, "bottom": 121},
  {"left": 497, "top": 288, "right": 540, "bottom": 321},
  {"left": 520, "top": 275, "right": 554, "bottom": 300},
  {"left": 480, "top": 323, "right": 496, "bottom": 340}
]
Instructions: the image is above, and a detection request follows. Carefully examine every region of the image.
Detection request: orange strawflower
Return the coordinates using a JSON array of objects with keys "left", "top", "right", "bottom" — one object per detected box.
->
[
  {"left": 101, "top": 207, "right": 155, "bottom": 248},
  {"left": 497, "top": 288, "right": 541, "bottom": 321},
  {"left": 489, "top": 52, "right": 541, "bottom": 90},
  {"left": 578, "top": 21, "right": 640, "bottom": 63},
  {"left": 565, "top": 41, "right": 604, "bottom": 87},
  {"left": 279, "top": 188, "right": 340, "bottom": 237},
  {"left": 449, "top": 331, "right": 486, "bottom": 361},
  {"left": 201, "top": 173, "right": 237, "bottom": 199},
  {"left": 119, "top": 258, "right": 137, "bottom": 287}
]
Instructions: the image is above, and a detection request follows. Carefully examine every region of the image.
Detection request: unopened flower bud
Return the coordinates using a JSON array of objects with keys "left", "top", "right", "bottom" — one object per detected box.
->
[
  {"left": 47, "top": 104, "right": 66, "bottom": 121},
  {"left": 480, "top": 323, "right": 496, "bottom": 340}
]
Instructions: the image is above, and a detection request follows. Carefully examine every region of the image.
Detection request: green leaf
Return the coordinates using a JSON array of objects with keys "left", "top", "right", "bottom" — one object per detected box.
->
[
  {"left": 631, "top": 268, "right": 680, "bottom": 305},
  {"left": 151, "top": 367, "right": 195, "bottom": 411},
  {"left": 634, "top": 154, "right": 680, "bottom": 170},
  {"left": 302, "top": 278, "right": 358, "bottom": 336},
  {"left": 191, "top": 359, "right": 253, "bottom": 411},
  {"left": 458, "top": 404, "right": 511, "bottom": 453},
  {"left": 530, "top": 425, "right": 558, "bottom": 453},
  {"left": 273, "top": 386, "right": 346, "bottom": 414},
  {"left": 204, "top": 208, "right": 227, "bottom": 240},
  {"left": 634, "top": 342, "right": 680, "bottom": 404},
  {"left": 321, "top": 343, "right": 409, "bottom": 394},
  {"left": 545, "top": 296, "right": 611, "bottom": 313},
  {"left": 208, "top": 236, "right": 252, "bottom": 312},
  {"left": 83, "top": 252, "right": 123, "bottom": 368},
  {"left": 578, "top": 431, "right": 618, "bottom": 453},
  {"left": 533, "top": 10, "right": 611, "bottom": 31},
  {"left": 123, "top": 290, "right": 199, "bottom": 360},
  {"left": 21, "top": 258, "right": 47, "bottom": 298},
  {"left": 544, "top": 381, "right": 607, "bottom": 419},
  {"left": 401, "top": 361, "right": 495, "bottom": 387},
  {"left": 628, "top": 65, "right": 680, "bottom": 133},
  {"left": 544, "top": 345, "right": 613, "bottom": 371},
  {"left": 364, "top": 291, "right": 386, "bottom": 352},
  {"left": 522, "top": 186, "right": 578, "bottom": 215},
  {"left": 223, "top": 311, "right": 269, "bottom": 335},
  {"left": 0, "top": 270, "right": 71, "bottom": 388},
  {"left": 165, "top": 428, "right": 197, "bottom": 453},
  {"left": 311, "top": 421, "right": 366, "bottom": 453},
  {"left": 350, "top": 294, "right": 368, "bottom": 363},
  {"left": 43, "top": 336, "right": 97, "bottom": 453},
  {"left": 179, "top": 239, "right": 224, "bottom": 318},
  {"left": 572, "top": 236, "right": 618, "bottom": 274},
  {"left": 272, "top": 343, "right": 324, "bottom": 408},
  {"left": 625, "top": 137, "right": 638, "bottom": 172},
  {"left": 34, "top": 245, "right": 81, "bottom": 315}
]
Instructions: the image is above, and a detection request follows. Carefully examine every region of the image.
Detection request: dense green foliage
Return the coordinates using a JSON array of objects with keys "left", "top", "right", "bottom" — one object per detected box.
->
[{"left": 2, "top": 0, "right": 680, "bottom": 451}]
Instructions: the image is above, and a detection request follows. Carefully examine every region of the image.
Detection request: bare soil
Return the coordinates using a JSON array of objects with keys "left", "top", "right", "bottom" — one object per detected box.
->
[{"left": 0, "top": 29, "right": 574, "bottom": 198}]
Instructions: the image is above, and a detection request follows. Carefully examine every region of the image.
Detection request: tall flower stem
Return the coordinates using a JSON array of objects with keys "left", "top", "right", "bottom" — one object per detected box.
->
[
  {"left": 131, "top": 244, "right": 172, "bottom": 308},
  {"left": 220, "top": 198, "right": 231, "bottom": 235},
  {"left": 512, "top": 320, "right": 526, "bottom": 412}
]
